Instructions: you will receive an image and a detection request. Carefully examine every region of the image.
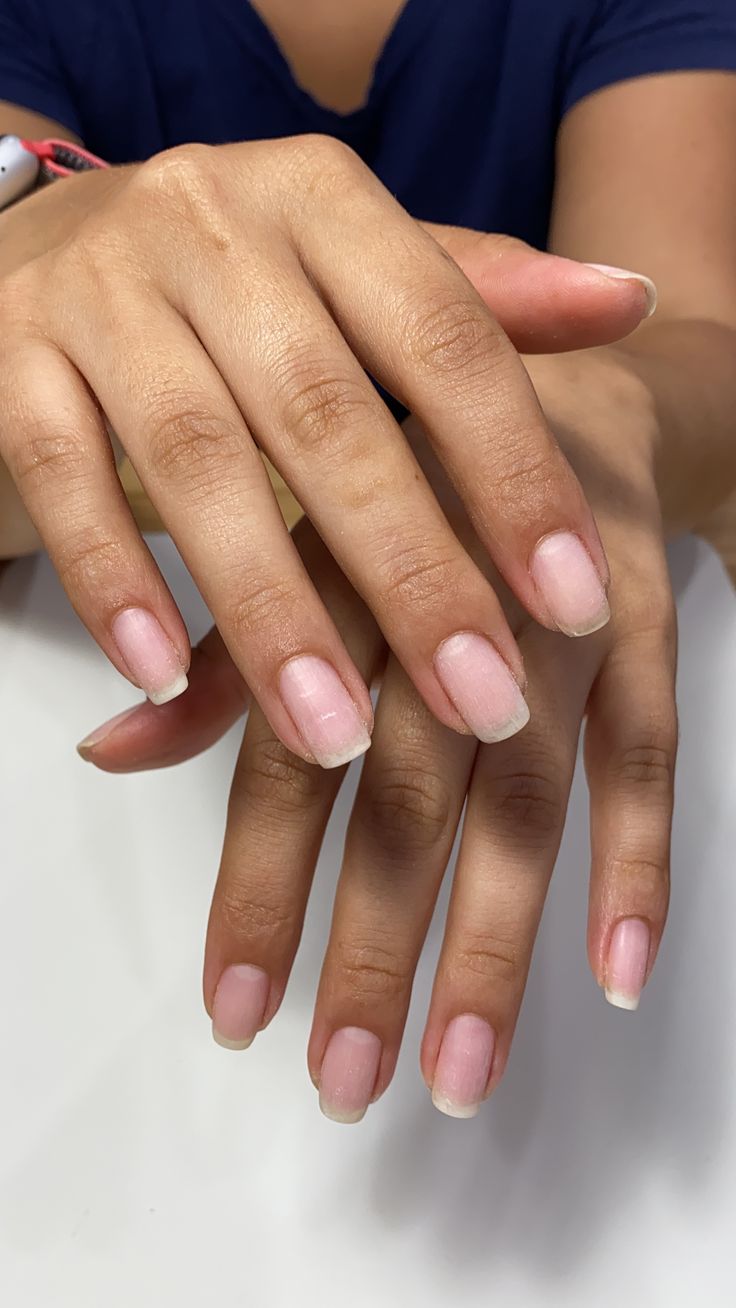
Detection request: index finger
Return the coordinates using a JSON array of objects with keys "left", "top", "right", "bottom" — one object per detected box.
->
[{"left": 285, "top": 142, "right": 612, "bottom": 638}]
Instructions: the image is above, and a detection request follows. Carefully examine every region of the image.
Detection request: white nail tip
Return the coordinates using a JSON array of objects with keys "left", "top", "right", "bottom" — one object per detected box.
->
[
  {"left": 148, "top": 672, "right": 189, "bottom": 706},
  {"left": 585, "top": 264, "right": 658, "bottom": 317},
  {"left": 431, "top": 1093, "right": 480, "bottom": 1119},
  {"left": 605, "top": 989, "right": 640, "bottom": 1011},
  {"left": 477, "top": 699, "right": 531, "bottom": 744},
  {"left": 318, "top": 1101, "right": 367, "bottom": 1125},
  {"left": 560, "top": 606, "right": 611, "bottom": 639},
  {"left": 212, "top": 1027, "right": 254, "bottom": 1051},
  {"left": 315, "top": 730, "right": 372, "bottom": 770}
]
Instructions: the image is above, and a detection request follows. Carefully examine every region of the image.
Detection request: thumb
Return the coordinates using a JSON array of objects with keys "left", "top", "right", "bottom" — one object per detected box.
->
[
  {"left": 422, "top": 224, "right": 656, "bottom": 352},
  {"left": 77, "top": 625, "right": 248, "bottom": 772}
]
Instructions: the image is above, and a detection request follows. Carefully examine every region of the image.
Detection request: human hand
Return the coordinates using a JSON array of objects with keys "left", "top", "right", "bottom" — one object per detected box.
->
[
  {"left": 0, "top": 135, "right": 655, "bottom": 764},
  {"left": 81, "top": 348, "right": 679, "bottom": 1120}
]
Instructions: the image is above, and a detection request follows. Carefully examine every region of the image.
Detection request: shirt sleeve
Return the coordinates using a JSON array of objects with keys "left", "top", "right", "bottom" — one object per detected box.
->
[
  {"left": 563, "top": 0, "right": 736, "bottom": 116},
  {"left": 0, "top": 0, "right": 81, "bottom": 135}
]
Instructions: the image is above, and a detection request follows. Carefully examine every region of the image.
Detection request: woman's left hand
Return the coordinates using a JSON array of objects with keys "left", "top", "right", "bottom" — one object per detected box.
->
[{"left": 79, "top": 348, "right": 679, "bottom": 1120}]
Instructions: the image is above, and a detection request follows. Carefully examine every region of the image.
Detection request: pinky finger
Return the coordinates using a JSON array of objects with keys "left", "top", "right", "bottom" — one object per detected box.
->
[
  {"left": 0, "top": 338, "right": 191, "bottom": 703},
  {"left": 584, "top": 623, "right": 678, "bottom": 1011}
]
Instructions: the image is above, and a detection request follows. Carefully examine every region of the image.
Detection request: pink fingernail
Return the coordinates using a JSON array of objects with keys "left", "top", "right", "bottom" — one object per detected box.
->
[
  {"left": 605, "top": 918, "right": 650, "bottom": 1010},
  {"left": 111, "top": 608, "right": 188, "bottom": 705},
  {"left": 530, "top": 532, "right": 610, "bottom": 637},
  {"left": 584, "top": 263, "right": 658, "bottom": 317},
  {"left": 434, "top": 632, "right": 529, "bottom": 743},
  {"left": 318, "top": 1027, "right": 382, "bottom": 1124},
  {"left": 77, "top": 705, "right": 139, "bottom": 756},
  {"left": 431, "top": 1014, "right": 496, "bottom": 1118},
  {"left": 279, "top": 656, "right": 371, "bottom": 769},
  {"left": 212, "top": 964, "right": 271, "bottom": 1049}
]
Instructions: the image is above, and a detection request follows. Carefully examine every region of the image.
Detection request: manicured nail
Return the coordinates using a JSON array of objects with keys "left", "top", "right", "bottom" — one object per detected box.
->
[
  {"left": 212, "top": 964, "right": 270, "bottom": 1049},
  {"left": 318, "top": 1027, "right": 382, "bottom": 1124},
  {"left": 111, "top": 608, "right": 188, "bottom": 705},
  {"left": 279, "top": 656, "right": 371, "bottom": 768},
  {"left": 605, "top": 918, "right": 650, "bottom": 1011},
  {"left": 434, "top": 632, "right": 529, "bottom": 743},
  {"left": 431, "top": 1014, "right": 496, "bottom": 1118},
  {"left": 76, "top": 705, "right": 139, "bottom": 757},
  {"left": 530, "top": 532, "right": 610, "bottom": 637},
  {"left": 585, "top": 263, "right": 658, "bottom": 318}
]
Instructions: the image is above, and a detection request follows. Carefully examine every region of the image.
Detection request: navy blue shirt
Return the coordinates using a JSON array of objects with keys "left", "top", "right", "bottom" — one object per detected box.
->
[{"left": 2, "top": 0, "right": 736, "bottom": 248}]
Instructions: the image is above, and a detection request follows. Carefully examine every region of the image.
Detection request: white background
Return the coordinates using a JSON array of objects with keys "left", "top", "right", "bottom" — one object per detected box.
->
[{"left": 1, "top": 535, "right": 734, "bottom": 1307}]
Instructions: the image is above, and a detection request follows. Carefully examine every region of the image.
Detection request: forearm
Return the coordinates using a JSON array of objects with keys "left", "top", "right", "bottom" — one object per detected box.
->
[
  {"left": 525, "top": 318, "right": 736, "bottom": 539},
  {"left": 610, "top": 320, "right": 736, "bottom": 534}
]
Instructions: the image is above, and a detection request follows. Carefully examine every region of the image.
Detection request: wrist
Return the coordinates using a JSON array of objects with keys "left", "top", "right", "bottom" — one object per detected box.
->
[{"left": 0, "top": 164, "right": 131, "bottom": 278}]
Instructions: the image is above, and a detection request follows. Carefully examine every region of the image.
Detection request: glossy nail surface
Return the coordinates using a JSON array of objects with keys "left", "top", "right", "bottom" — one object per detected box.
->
[
  {"left": 279, "top": 656, "right": 371, "bottom": 768},
  {"left": 431, "top": 1014, "right": 496, "bottom": 1118},
  {"left": 318, "top": 1027, "right": 382, "bottom": 1124},
  {"left": 212, "top": 964, "right": 270, "bottom": 1049},
  {"left": 111, "top": 608, "right": 188, "bottom": 705},
  {"left": 530, "top": 532, "right": 610, "bottom": 637},
  {"left": 584, "top": 263, "right": 658, "bottom": 317},
  {"left": 434, "top": 633, "right": 529, "bottom": 743},
  {"left": 605, "top": 918, "right": 650, "bottom": 1010}
]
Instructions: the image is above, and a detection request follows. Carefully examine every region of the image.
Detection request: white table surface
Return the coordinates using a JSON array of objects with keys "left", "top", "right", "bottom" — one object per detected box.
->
[{"left": 1, "top": 534, "right": 735, "bottom": 1308}]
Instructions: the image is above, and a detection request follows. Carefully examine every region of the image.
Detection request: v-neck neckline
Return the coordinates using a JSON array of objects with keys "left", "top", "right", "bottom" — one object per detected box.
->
[{"left": 239, "top": 0, "right": 441, "bottom": 130}]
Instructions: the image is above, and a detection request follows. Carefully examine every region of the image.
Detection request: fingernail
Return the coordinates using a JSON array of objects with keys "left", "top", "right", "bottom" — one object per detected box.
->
[
  {"left": 431, "top": 1014, "right": 496, "bottom": 1118},
  {"left": 279, "top": 656, "right": 371, "bottom": 768},
  {"left": 530, "top": 532, "right": 610, "bottom": 637},
  {"left": 434, "top": 632, "right": 529, "bottom": 743},
  {"left": 605, "top": 918, "right": 650, "bottom": 1010},
  {"left": 585, "top": 263, "right": 658, "bottom": 317},
  {"left": 76, "top": 705, "right": 139, "bottom": 757},
  {"left": 212, "top": 964, "right": 270, "bottom": 1049},
  {"left": 111, "top": 608, "right": 188, "bottom": 705},
  {"left": 318, "top": 1027, "right": 382, "bottom": 1124}
]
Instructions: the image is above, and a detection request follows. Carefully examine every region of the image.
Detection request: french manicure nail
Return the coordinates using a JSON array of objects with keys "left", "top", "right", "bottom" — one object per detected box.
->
[
  {"left": 318, "top": 1027, "right": 382, "bottom": 1124},
  {"left": 279, "top": 656, "right": 371, "bottom": 768},
  {"left": 212, "top": 964, "right": 271, "bottom": 1049},
  {"left": 530, "top": 532, "right": 610, "bottom": 637},
  {"left": 585, "top": 263, "right": 658, "bottom": 317},
  {"left": 111, "top": 608, "right": 188, "bottom": 705},
  {"left": 76, "top": 705, "right": 139, "bottom": 757},
  {"left": 431, "top": 1014, "right": 496, "bottom": 1118},
  {"left": 605, "top": 918, "right": 650, "bottom": 1010},
  {"left": 434, "top": 632, "right": 529, "bottom": 743}
]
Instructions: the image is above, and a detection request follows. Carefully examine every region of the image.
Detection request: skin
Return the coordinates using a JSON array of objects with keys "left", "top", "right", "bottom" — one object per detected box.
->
[
  {"left": 0, "top": 97, "right": 661, "bottom": 761},
  {"left": 79, "top": 69, "right": 736, "bottom": 1113}
]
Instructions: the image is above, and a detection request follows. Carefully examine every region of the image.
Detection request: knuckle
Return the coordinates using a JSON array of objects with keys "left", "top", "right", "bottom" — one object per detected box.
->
[
  {"left": 453, "top": 933, "right": 520, "bottom": 989},
  {"left": 277, "top": 365, "right": 373, "bottom": 457},
  {"left": 217, "top": 883, "right": 297, "bottom": 948},
  {"left": 240, "top": 734, "right": 326, "bottom": 816},
  {"left": 145, "top": 399, "right": 241, "bottom": 487},
  {"left": 607, "top": 855, "right": 670, "bottom": 897},
  {"left": 296, "top": 133, "right": 363, "bottom": 194},
  {"left": 334, "top": 936, "right": 411, "bottom": 1007},
  {"left": 380, "top": 542, "right": 461, "bottom": 612},
  {"left": 10, "top": 421, "right": 86, "bottom": 495},
  {"left": 135, "top": 143, "right": 218, "bottom": 197},
  {"left": 359, "top": 764, "right": 454, "bottom": 855},
  {"left": 134, "top": 145, "right": 232, "bottom": 250},
  {"left": 481, "top": 766, "right": 564, "bottom": 843},
  {"left": 58, "top": 526, "right": 126, "bottom": 591},
  {"left": 404, "top": 294, "right": 502, "bottom": 376},
  {"left": 227, "top": 579, "right": 299, "bottom": 643},
  {"left": 610, "top": 742, "right": 675, "bottom": 791}
]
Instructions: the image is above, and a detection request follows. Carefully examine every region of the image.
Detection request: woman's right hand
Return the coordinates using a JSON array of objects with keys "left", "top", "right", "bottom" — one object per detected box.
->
[{"left": 0, "top": 134, "right": 655, "bottom": 764}]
